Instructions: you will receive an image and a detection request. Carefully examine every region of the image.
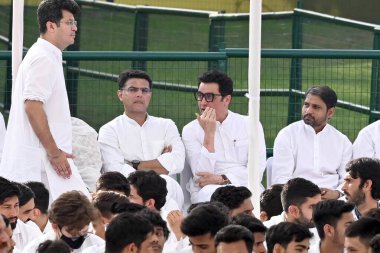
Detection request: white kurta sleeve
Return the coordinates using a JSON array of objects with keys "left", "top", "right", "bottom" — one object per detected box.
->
[
  {"left": 98, "top": 123, "right": 135, "bottom": 177},
  {"left": 353, "top": 127, "right": 375, "bottom": 159},
  {"left": 338, "top": 137, "right": 353, "bottom": 185},
  {"left": 156, "top": 120, "right": 185, "bottom": 175},
  {"left": 272, "top": 128, "right": 295, "bottom": 184}
]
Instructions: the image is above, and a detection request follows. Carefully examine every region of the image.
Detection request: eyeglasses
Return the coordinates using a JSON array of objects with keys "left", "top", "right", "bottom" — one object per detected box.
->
[
  {"left": 194, "top": 91, "right": 223, "bottom": 102},
  {"left": 60, "top": 19, "right": 77, "bottom": 27},
  {"left": 121, "top": 87, "right": 151, "bottom": 94}
]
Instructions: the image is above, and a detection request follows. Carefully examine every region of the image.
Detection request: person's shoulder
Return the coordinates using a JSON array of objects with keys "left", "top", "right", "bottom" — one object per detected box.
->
[
  {"left": 99, "top": 115, "right": 124, "bottom": 131},
  {"left": 182, "top": 119, "right": 199, "bottom": 133},
  {"left": 325, "top": 123, "right": 350, "bottom": 140},
  {"left": 148, "top": 115, "right": 177, "bottom": 126}
]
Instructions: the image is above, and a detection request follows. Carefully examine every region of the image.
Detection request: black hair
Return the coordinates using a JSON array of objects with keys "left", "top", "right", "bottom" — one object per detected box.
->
[
  {"left": 313, "top": 199, "right": 355, "bottom": 240},
  {"left": 93, "top": 191, "right": 130, "bottom": 219},
  {"left": 198, "top": 70, "right": 233, "bottom": 97},
  {"left": 305, "top": 85, "right": 337, "bottom": 109},
  {"left": 215, "top": 224, "right": 254, "bottom": 253},
  {"left": 345, "top": 217, "right": 380, "bottom": 247},
  {"left": 37, "top": 0, "right": 80, "bottom": 34},
  {"left": 232, "top": 214, "right": 267, "bottom": 234},
  {"left": 96, "top": 171, "right": 131, "bottom": 197},
  {"left": 211, "top": 185, "right": 252, "bottom": 210},
  {"left": 370, "top": 234, "right": 380, "bottom": 253},
  {"left": 0, "top": 177, "right": 20, "bottom": 204},
  {"left": 260, "top": 184, "right": 284, "bottom": 220},
  {"left": 281, "top": 178, "right": 321, "bottom": 212},
  {"left": 364, "top": 208, "right": 380, "bottom": 221},
  {"left": 346, "top": 157, "right": 380, "bottom": 199},
  {"left": 137, "top": 208, "right": 170, "bottom": 240},
  {"left": 25, "top": 181, "right": 49, "bottom": 214},
  {"left": 105, "top": 213, "right": 154, "bottom": 253},
  {"left": 112, "top": 202, "right": 147, "bottom": 214},
  {"left": 181, "top": 204, "right": 229, "bottom": 237},
  {"left": 37, "top": 240, "right": 71, "bottom": 253},
  {"left": 127, "top": 170, "right": 167, "bottom": 211},
  {"left": 13, "top": 182, "right": 35, "bottom": 207},
  {"left": 118, "top": 69, "right": 153, "bottom": 90},
  {"left": 266, "top": 222, "right": 313, "bottom": 253}
]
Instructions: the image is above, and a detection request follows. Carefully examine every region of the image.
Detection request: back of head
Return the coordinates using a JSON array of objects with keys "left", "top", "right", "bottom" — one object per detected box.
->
[
  {"left": 0, "top": 177, "right": 20, "bottom": 204},
  {"left": 364, "top": 208, "right": 380, "bottom": 221},
  {"left": 181, "top": 203, "right": 229, "bottom": 237},
  {"left": 128, "top": 170, "right": 167, "bottom": 211},
  {"left": 345, "top": 217, "right": 380, "bottom": 247},
  {"left": 215, "top": 224, "right": 254, "bottom": 253},
  {"left": 281, "top": 178, "right": 321, "bottom": 212},
  {"left": 96, "top": 171, "right": 130, "bottom": 196},
  {"left": 266, "top": 222, "right": 313, "bottom": 253},
  {"left": 93, "top": 191, "right": 130, "bottom": 219},
  {"left": 260, "top": 184, "right": 284, "bottom": 220},
  {"left": 49, "top": 191, "right": 97, "bottom": 232},
  {"left": 232, "top": 214, "right": 267, "bottom": 234},
  {"left": 370, "top": 234, "right": 380, "bottom": 253},
  {"left": 13, "top": 182, "right": 35, "bottom": 207},
  {"left": 305, "top": 85, "right": 337, "bottom": 109},
  {"left": 112, "top": 202, "right": 147, "bottom": 214},
  {"left": 346, "top": 157, "right": 380, "bottom": 200},
  {"left": 37, "top": 240, "right": 71, "bottom": 253},
  {"left": 118, "top": 69, "right": 153, "bottom": 90},
  {"left": 137, "top": 208, "right": 170, "bottom": 240},
  {"left": 198, "top": 70, "right": 233, "bottom": 96},
  {"left": 37, "top": 0, "right": 80, "bottom": 34},
  {"left": 105, "top": 213, "right": 153, "bottom": 253},
  {"left": 211, "top": 186, "right": 252, "bottom": 211},
  {"left": 313, "top": 199, "right": 355, "bottom": 240},
  {"left": 25, "top": 181, "right": 49, "bottom": 214}
]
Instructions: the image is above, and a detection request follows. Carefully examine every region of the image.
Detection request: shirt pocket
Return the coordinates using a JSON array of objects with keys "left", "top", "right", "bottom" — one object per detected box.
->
[{"left": 234, "top": 139, "right": 249, "bottom": 162}]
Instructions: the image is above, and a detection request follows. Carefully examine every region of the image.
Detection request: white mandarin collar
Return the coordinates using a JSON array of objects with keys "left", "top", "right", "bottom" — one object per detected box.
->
[
  {"left": 37, "top": 38, "right": 62, "bottom": 62},
  {"left": 302, "top": 120, "right": 329, "bottom": 135},
  {"left": 123, "top": 113, "right": 150, "bottom": 126}
]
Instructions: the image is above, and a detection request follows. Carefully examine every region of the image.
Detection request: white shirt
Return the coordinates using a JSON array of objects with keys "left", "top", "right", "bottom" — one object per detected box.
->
[
  {"left": 272, "top": 121, "right": 352, "bottom": 189},
  {"left": 22, "top": 230, "right": 104, "bottom": 253},
  {"left": 353, "top": 120, "right": 380, "bottom": 159},
  {"left": 182, "top": 111, "right": 266, "bottom": 196},
  {"left": 13, "top": 220, "right": 42, "bottom": 251},
  {"left": 98, "top": 114, "right": 185, "bottom": 176},
  {"left": 0, "top": 112, "right": 6, "bottom": 162},
  {"left": 0, "top": 38, "right": 89, "bottom": 200}
]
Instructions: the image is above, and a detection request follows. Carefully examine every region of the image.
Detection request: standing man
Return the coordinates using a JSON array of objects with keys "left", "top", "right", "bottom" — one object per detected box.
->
[
  {"left": 272, "top": 86, "right": 352, "bottom": 199},
  {"left": 182, "top": 70, "right": 266, "bottom": 203},
  {"left": 0, "top": 0, "right": 88, "bottom": 200},
  {"left": 98, "top": 69, "right": 185, "bottom": 210}
]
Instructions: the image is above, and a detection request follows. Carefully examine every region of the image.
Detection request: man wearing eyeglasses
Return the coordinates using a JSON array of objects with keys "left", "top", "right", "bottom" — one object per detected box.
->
[
  {"left": 98, "top": 69, "right": 185, "bottom": 211},
  {"left": 182, "top": 70, "right": 267, "bottom": 203},
  {"left": 0, "top": 0, "right": 89, "bottom": 200}
]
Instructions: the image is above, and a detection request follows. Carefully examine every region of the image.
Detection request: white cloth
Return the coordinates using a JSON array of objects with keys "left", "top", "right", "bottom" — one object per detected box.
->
[
  {"left": 42, "top": 220, "right": 53, "bottom": 234},
  {"left": 179, "top": 245, "right": 193, "bottom": 253},
  {"left": 272, "top": 121, "right": 352, "bottom": 189},
  {"left": 98, "top": 113, "right": 185, "bottom": 210},
  {"left": 353, "top": 120, "right": 380, "bottom": 159},
  {"left": 182, "top": 110, "right": 266, "bottom": 203},
  {"left": 308, "top": 242, "right": 320, "bottom": 253},
  {"left": 0, "top": 112, "right": 6, "bottom": 162},
  {"left": 13, "top": 220, "right": 43, "bottom": 251},
  {"left": 72, "top": 117, "right": 102, "bottom": 192},
  {"left": 82, "top": 244, "right": 104, "bottom": 253},
  {"left": 22, "top": 230, "right": 104, "bottom": 253},
  {"left": 0, "top": 38, "right": 89, "bottom": 200}
]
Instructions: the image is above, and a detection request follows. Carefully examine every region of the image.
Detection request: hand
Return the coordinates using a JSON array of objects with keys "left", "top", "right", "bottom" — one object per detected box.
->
[
  {"left": 195, "top": 172, "right": 222, "bottom": 187},
  {"left": 196, "top": 107, "right": 216, "bottom": 135},
  {"left": 167, "top": 210, "right": 184, "bottom": 240},
  {"left": 320, "top": 188, "right": 340, "bottom": 200},
  {"left": 48, "top": 149, "right": 73, "bottom": 179},
  {"left": 162, "top": 145, "right": 172, "bottom": 154}
]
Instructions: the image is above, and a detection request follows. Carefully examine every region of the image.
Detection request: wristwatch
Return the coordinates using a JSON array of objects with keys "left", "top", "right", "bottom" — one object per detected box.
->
[{"left": 131, "top": 160, "right": 140, "bottom": 170}]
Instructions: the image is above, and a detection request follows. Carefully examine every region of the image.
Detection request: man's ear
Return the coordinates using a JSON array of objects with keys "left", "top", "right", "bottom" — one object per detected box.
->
[
  {"left": 273, "top": 243, "right": 284, "bottom": 253},
  {"left": 363, "top": 179, "right": 373, "bottom": 193},
  {"left": 323, "top": 224, "right": 334, "bottom": 238},
  {"left": 145, "top": 198, "right": 156, "bottom": 210},
  {"left": 32, "top": 208, "right": 41, "bottom": 217},
  {"left": 51, "top": 223, "right": 59, "bottom": 233},
  {"left": 122, "top": 243, "right": 137, "bottom": 253},
  {"left": 288, "top": 205, "right": 300, "bottom": 218},
  {"left": 327, "top": 107, "right": 335, "bottom": 120},
  {"left": 260, "top": 211, "right": 268, "bottom": 221}
]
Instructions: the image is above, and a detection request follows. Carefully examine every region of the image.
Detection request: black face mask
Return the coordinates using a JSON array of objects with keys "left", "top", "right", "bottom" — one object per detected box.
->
[{"left": 59, "top": 229, "right": 86, "bottom": 249}]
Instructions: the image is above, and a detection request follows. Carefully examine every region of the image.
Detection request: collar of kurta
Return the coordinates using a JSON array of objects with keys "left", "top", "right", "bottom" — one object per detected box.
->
[
  {"left": 123, "top": 113, "right": 150, "bottom": 126},
  {"left": 37, "top": 37, "right": 62, "bottom": 62}
]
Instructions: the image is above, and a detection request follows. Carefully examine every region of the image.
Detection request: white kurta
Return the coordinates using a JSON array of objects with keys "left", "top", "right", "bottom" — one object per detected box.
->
[
  {"left": 0, "top": 38, "right": 89, "bottom": 200},
  {"left": 13, "top": 220, "right": 42, "bottom": 252},
  {"left": 353, "top": 120, "right": 380, "bottom": 159},
  {"left": 0, "top": 113, "right": 6, "bottom": 162},
  {"left": 182, "top": 110, "right": 266, "bottom": 203},
  {"left": 272, "top": 121, "right": 352, "bottom": 189}
]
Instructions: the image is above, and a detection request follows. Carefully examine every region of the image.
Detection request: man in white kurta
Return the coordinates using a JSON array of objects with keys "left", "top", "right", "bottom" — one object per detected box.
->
[
  {"left": 182, "top": 70, "right": 266, "bottom": 204},
  {"left": 0, "top": 1, "right": 88, "bottom": 200},
  {"left": 353, "top": 120, "right": 380, "bottom": 159},
  {"left": 272, "top": 86, "right": 352, "bottom": 198},
  {"left": 98, "top": 70, "right": 185, "bottom": 210}
]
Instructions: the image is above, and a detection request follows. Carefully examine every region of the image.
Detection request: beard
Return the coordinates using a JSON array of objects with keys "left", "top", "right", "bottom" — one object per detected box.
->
[
  {"left": 345, "top": 189, "right": 365, "bottom": 207},
  {"left": 303, "top": 114, "right": 316, "bottom": 126},
  {"left": 10, "top": 219, "right": 17, "bottom": 230},
  {"left": 295, "top": 211, "right": 314, "bottom": 228}
]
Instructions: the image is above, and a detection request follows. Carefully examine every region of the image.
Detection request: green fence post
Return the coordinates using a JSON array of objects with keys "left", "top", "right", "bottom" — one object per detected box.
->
[
  {"left": 208, "top": 16, "right": 227, "bottom": 72},
  {"left": 4, "top": 3, "right": 13, "bottom": 111},
  {"left": 132, "top": 9, "right": 149, "bottom": 71},
  {"left": 369, "top": 28, "right": 380, "bottom": 123},
  {"left": 287, "top": 10, "right": 303, "bottom": 125},
  {"left": 65, "top": 5, "right": 82, "bottom": 117}
]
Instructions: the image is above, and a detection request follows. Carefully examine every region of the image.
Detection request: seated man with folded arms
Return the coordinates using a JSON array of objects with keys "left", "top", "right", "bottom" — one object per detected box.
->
[
  {"left": 98, "top": 69, "right": 185, "bottom": 210},
  {"left": 182, "top": 70, "right": 266, "bottom": 203},
  {"left": 214, "top": 224, "right": 254, "bottom": 253},
  {"left": 272, "top": 85, "right": 352, "bottom": 200}
]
